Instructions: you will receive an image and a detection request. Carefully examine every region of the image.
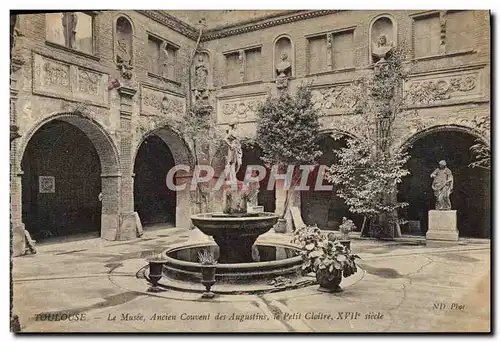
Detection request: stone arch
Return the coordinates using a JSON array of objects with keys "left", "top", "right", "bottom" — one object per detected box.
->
[
  {"left": 133, "top": 126, "right": 193, "bottom": 168},
  {"left": 133, "top": 126, "right": 194, "bottom": 228},
  {"left": 300, "top": 129, "right": 362, "bottom": 230},
  {"left": 273, "top": 34, "right": 294, "bottom": 78},
  {"left": 369, "top": 13, "right": 397, "bottom": 64},
  {"left": 398, "top": 124, "right": 491, "bottom": 238},
  {"left": 16, "top": 112, "right": 121, "bottom": 242},
  {"left": 18, "top": 112, "right": 120, "bottom": 175},
  {"left": 399, "top": 124, "right": 490, "bottom": 152}
]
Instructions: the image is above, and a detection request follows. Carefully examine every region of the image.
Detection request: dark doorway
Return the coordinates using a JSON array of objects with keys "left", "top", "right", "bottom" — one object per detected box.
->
[
  {"left": 301, "top": 135, "right": 361, "bottom": 230},
  {"left": 21, "top": 120, "right": 101, "bottom": 241},
  {"left": 399, "top": 130, "right": 490, "bottom": 238},
  {"left": 236, "top": 144, "right": 276, "bottom": 213},
  {"left": 134, "top": 135, "right": 176, "bottom": 227}
]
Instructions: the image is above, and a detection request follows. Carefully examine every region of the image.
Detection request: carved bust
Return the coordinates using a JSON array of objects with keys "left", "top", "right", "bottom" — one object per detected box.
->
[
  {"left": 371, "top": 34, "right": 394, "bottom": 64},
  {"left": 276, "top": 53, "right": 292, "bottom": 78}
]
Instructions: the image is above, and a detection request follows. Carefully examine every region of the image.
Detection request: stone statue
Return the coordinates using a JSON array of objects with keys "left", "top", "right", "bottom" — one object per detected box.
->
[
  {"left": 195, "top": 55, "right": 208, "bottom": 91},
  {"left": 116, "top": 38, "right": 133, "bottom": 79},
  {"left": 62, "top": 12, "right": 78, "bottom": 49},
  {"left": 194, "top": 55, "right": 209, "bottom": 102},
  {"left": 225, "top": 123, "right": 243, "bottom": 175},
  {"left": 161, "top": 42, "right": 170, "bottom": 79},
  {"left": 430, "top": 160, "right": 454, "bottom": 210},
  {"left": 371, "top": 34, "right": 394, "bottom": 64},
  {"left": 276, "top": 52, "right": 292, "bottom": 77}
]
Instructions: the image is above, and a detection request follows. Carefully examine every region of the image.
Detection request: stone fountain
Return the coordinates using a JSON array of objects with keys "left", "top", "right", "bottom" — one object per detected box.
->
[{"left": 158, "top": 125, "right": 305, "bottom": 290}]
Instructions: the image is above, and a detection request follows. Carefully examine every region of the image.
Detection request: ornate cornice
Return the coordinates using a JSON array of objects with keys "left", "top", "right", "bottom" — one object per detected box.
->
[
  {"left": 201, "top": 10, "right": 340, "bottom": 41},
  {"left": 136, "top": 10, "right": 199, "bottom": 40},
  {"left": 136, "top": 10, "right": 341, "bottom": 42}
]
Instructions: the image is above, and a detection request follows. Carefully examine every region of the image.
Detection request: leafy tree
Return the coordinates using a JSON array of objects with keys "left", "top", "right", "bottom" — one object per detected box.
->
[
  {"left": 326, "top": 46, "right": 417, "bottom": 238},
  {"left": 467, "top": 116, "right": 490, "bottom": 170},
  {"left": 256, "top": 84, "right": 322, "bottom": 225}
]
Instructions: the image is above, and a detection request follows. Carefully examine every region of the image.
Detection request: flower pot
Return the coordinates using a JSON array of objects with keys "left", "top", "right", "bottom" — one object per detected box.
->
[
  {"left": 200, "top": 265, "right": 216, "bottom": 299},
  {"left": 147, "top": 260, "right": 166, "bottom": 292},
  {"left": 274, "top": 218, "right": 287, "bottom": 233},
  {"left": 316, "top": 268, "right": 343, "bottom": 293},
  {"left": 339, "top": 240, "right": 351, "bottom": 251}
]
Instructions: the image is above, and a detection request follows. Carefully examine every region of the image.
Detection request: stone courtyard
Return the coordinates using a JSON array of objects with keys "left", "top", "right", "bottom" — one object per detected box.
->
[{"left": 12, "top": 227, "right": 490, "bottom": 333}]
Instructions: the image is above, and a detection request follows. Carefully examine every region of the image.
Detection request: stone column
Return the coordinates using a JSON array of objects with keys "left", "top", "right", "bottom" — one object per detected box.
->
[
  {"left": 426, "top": 210, "right": 459, "bottom": 241},
  {"left": 116, "top": 86, "right": 139, "bottom": 240},
  {"left": 10, "top": 23, "right": 27, "bottom": 256},
  {"left": 175, "top": 171, "right": 195, "bottom": 229}
]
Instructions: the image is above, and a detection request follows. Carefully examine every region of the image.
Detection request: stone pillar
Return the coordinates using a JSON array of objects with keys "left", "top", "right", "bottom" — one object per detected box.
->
[
  {"left": 10, "top": 23, "right": 27, "bottom": 256},
  {"left": 175, "top": 172, "right": 195, "bottom": 229},
  {"left": 116, "top": 86, "right": 139, "bottom": 240},
  {"left": 100, "top": 173, "right": 121, "bottom": 240},
  {"left": 11, "top": 168, "right": 25, "bottom": 257},
  {"left": 426, "top": 210, "right": 459, "bottom": 241}
]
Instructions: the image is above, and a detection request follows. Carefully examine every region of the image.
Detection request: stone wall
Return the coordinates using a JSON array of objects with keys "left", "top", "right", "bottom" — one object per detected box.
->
[{"left": 10, "top": 10, "right": 491, "bottom": 255}]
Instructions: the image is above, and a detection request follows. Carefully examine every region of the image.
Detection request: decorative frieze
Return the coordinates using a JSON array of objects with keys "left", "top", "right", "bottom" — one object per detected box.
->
[
  {"left": 217, "top": 94, "right": 266, "bottom": 123},
  {"left": 311, "top": 85, "right": 358, "bottom": 113},
  {"left": 405, "top": 70, "right": 481, "bottom": 106},
  {"left": 140, "top": 84, "right": 185, "bottom": 117},
  {"left": 33, "top": 53, "right": 109, "bottom": 107}
]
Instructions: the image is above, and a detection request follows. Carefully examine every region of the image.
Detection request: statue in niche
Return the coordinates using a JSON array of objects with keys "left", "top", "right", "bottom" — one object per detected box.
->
[
  {"left": 276, "top": 52, "right": 292, "bottom": 78},
  {"left": 276, "top": 52, "right": 292, "bottom": 93},
  {"left": 116, "top": 38, "right": 133, "bottom": 79},
  {"left": 194, "top": 54, "right": 209, "bottom": 101},
  {"left": 430, "top": 160, "right": 454, "bottom": 210},
  {"left": 371, "top": 34, "right": 394, "bottom": 64},
  {"left": 62, "top": 12, "right": 78, "bottom": 49}
]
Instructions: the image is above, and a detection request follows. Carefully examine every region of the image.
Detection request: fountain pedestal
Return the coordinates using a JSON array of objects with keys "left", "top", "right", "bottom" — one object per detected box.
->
[
  {"left": 191, "top": 212, "right": 279, "bottom": 264},
  {"left": 213, "top": 234, "right": 258, "bottom": 263}
]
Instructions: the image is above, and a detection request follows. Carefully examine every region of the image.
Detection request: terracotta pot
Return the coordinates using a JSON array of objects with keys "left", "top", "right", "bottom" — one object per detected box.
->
[
  {"left": 316, "top": 268, "right": 343, "bottom": 293},
  {"left": 274, "top": 218, "right": 287, "bottom": 233},
  {"left": 147, "top": 260, "right": 165, "bottom": 292},
  {"left": 201, "top": 265, "right": 216, "bottom": 299}
]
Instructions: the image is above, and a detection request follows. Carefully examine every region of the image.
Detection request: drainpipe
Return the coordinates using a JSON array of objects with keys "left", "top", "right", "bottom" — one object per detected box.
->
[{"left": 188, "top": 20, "right": 204, "bottom": 113}]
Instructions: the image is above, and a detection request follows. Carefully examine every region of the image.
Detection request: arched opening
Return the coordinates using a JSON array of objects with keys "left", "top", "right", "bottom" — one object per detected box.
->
[
  {"left": 399, "top": 128, "right": 490, "bottom": 238},
  {"left": 21, "top": 119, "right": 102, "bottom": 241},
  {"left": 236, "top": 143, "right": 276, "bottom": 212},
  {"left": 300, "top": 135, "right": 362, "bottom": 230},
  {"left": 134, "top": 135, "right": 176, "bottom": 228},
  {"left": 133, "top": 127, "right": 192, "bottom": 229}
]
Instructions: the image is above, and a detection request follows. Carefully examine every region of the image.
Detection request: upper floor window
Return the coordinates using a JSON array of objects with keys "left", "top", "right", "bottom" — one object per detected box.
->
[
  {"left": 148, "top": 34, "right": 178, "bottom": 82},
  {"left": 331, "top": 30, "right": 354, "bottom": 69},
  {"left": 446, "top": 11, "right": 474, "bottom": 52},
  {"left": 413, "top": 13, "right": 441, "bottom": 58},
  {"left": 224, "top": 46, "right": 262, "bottom": 85},
  {"left": 46, "top": 12, "right": 94, "bottom": 54}
]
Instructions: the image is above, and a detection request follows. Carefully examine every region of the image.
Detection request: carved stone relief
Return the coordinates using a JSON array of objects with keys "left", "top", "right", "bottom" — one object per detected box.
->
[
  {"left": 33, "top": 54, "right": 109, "bottom": 107},
  {"left": 217, "top": 95, "right": 265, "bottom": 123},
  {"left": 311, "top": 85, "right": 358, "bottom": 112},
  {"left": 406, "top": 73, "right": 479, "bottom": 105},
  {"left": 115, "top": 16, "right": 134, "bottom": 80},
  {"left": 141, "top": 84, "right": 185, "bottom": 117}
]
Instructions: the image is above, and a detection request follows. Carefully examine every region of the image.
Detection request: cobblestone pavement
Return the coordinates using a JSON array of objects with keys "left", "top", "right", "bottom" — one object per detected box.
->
[{"left": 12, "top": 227, "right": 490, "bottom": 333}]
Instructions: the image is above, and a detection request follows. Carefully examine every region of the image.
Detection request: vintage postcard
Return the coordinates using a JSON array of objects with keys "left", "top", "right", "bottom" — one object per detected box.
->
[{"left": 10, "top": 9, "right": 491, "bottom": 333}]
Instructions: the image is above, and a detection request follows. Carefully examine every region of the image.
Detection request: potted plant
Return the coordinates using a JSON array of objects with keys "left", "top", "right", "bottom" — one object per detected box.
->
[
  {"left": 146, "top": 253, "right": 166, "bottom": 292},
  {"left": 291, "top": 225, "right": 360, "bottom": 293},
  {"left": 198, "top": 249, "right": 218, "bottom": 298},
  {"left": 338, "top": 217, "right": 357, "bottom": 251}
]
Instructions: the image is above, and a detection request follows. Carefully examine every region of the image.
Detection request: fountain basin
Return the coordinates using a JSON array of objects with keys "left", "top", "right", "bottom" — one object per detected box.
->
[
  {"left": 190, "top": 212, "right": 279, "bottom": 263},
  {"left": 161, "top": 242, "right": 303, "bottom": 284}
]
